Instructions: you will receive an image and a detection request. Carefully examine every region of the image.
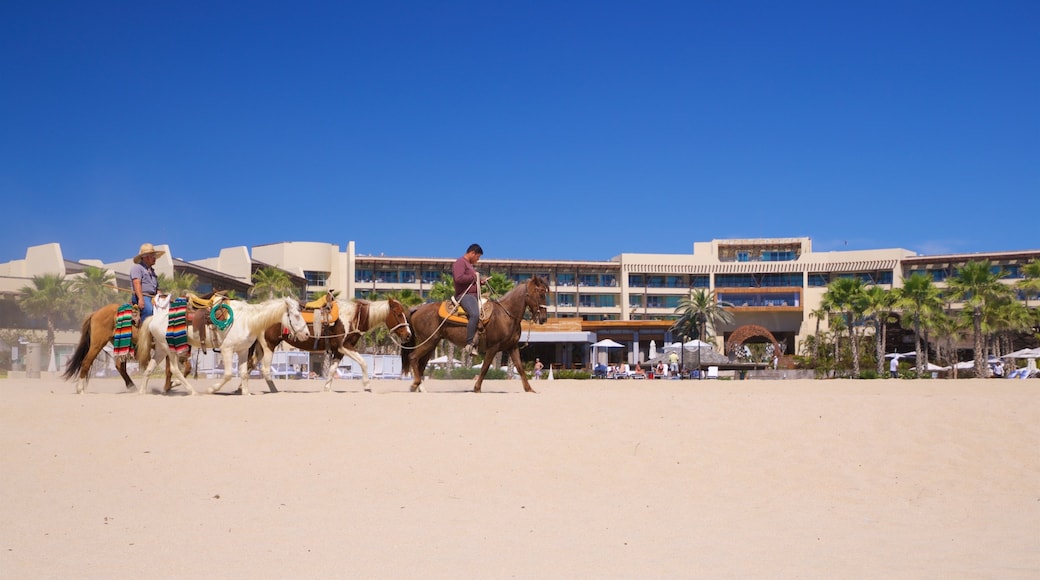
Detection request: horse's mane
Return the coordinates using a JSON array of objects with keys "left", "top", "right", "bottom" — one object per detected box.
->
[
  {"left": 231, "top": 297, "right": 297, "bottom": 328},
  {"left": 336, "top": 298, "right": 392, "bottom": 324}
]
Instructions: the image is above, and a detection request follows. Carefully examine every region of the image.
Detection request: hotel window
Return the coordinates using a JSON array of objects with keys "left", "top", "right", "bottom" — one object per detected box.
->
[
  {"left": 629, "top": 274, "right": 645, "bottom": 287},
  {"left": 665, "top": 275, "right": 685, "bottom": 288},
  {"left": 305, "top": 271, "right": 328, "bottom": 287},
  {"left": 601, "top": 274, "right": 617, "bottom": 287},
  {"left": 646, "top": 296, "right": 666, "bottom": 308},
  {"left": 599, "top": 295, "right": 616, "bottom": 307},
  {"left": 579, "top": 274, "right": 599, "bottom": 286},
  {"left": 737, "top": 252, "right": 750, "bottom": 262},
  {"left": 399, "top": 270, "right": 416, "bottom": 283},
  {"left": 761, "top": 251, "right": 795, "bottom": 261},
  {"left": 556, "top": 273, "right": 575, "bottom": 286},
  {"left": 355, "top": 269, "right": 373, "bottom": 283},
  {"left": 761, "top": 273, "right": 801, "bottom": 287},
  {"left": 716, "top": 274, "right": 755, "bottom": 288},
  {"left": 808, "top": 273, "right": 829, "bottom": 287},
  {"left": 691, "top": 275, "right": 709, "bottom": 288},
  {"left": 579, "top": 295, "right": 598, "bottom": 307},
  {"left": 663, "top": 295, "right": 682, "bottom": 308},
  {"left": 629, "top": 296, "right": 642, "bottom": 308},
  {"left": 421, "top": 271, "right": 442, "bottom": 284},
  {"left": 556, "top": 293, "right": 575, "bottom": 307},
  {"left": 375, "top": 270, "right": 399, "bottom": 283},
  {"left": 647, "top": 276, "right": 665, "bottom": 288}
]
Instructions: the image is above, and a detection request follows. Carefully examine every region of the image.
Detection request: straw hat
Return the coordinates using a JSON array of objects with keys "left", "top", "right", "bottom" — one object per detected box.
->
[{"left": 133, "top": 243, "right": 166, "bottom": 264}]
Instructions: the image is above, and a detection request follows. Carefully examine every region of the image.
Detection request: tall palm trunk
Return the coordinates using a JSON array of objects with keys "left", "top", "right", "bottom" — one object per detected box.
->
[
  {"left": 973, "top": 306, "right": 985, "bottom": 377},
  {"left": 913, "top": 314, "right": 923, "bottom": 376},
  {"left": 848, "top": 315, "right": 861, "bottom": 377}
]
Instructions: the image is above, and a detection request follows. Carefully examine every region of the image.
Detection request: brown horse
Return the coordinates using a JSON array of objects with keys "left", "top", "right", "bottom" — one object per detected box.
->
[
  {"left": 63, "top": 303, "right": 141, "bottom": 394},
  {"left": 253, "top": 296, "right": 412, "bottom": 392},
  {"left": 402, "top": 276, "right": 549, "bottom": 393}
]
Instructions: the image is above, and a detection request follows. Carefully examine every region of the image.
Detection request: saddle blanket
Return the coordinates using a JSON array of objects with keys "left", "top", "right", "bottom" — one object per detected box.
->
[
  {"left": 113, "top": 304, "right": 135, "bottom": 360},
  {"left": 166, "top": 297, "right": 189, "bottom": 355}
]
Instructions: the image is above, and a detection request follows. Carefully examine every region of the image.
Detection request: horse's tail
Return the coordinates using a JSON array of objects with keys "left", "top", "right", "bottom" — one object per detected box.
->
[
  {"left": 136, "top": 319, "right": 153, "bottom": 368},
  {"left": 62, "top": 314, "right": 92, "bottom": 381}
]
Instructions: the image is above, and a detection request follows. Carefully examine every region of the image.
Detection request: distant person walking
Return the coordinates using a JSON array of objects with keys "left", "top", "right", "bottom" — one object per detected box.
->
[
  {"left": 534, "top": 358, "right": 544, "bottom": 379},
  {"left": 890, "top": 356, "right": 899, "bottom": 379}
]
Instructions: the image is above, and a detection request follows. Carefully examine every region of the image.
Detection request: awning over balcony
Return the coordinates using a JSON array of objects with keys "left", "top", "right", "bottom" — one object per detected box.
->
[{"left": 524, "top": 331, "right": 594, "bottom": 343}]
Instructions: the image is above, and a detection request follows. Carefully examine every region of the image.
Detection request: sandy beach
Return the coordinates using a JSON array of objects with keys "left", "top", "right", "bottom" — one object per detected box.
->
[{"left": 1, "top": 375, "right": 1037, "bottom": 579}]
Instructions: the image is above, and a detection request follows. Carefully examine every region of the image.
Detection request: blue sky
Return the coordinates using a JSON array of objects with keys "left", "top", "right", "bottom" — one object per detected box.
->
[{"left": 2, "top": 1, "right": 1037, "bottom": 265}]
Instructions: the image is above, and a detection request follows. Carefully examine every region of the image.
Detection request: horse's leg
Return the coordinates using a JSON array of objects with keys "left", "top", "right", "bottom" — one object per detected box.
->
[
  {"left": 139, "top": 351, "right": 160, "bottom": 395},
  {"left": 338, "top": 348, "right": 369, "bottom": 392},
  {"left": 236, "top": 348, "right": 254, "bottom": 396},
  {"left": 412, "top": 343, "right": 439, "bottom": 393},
  {"left": 165, "top": 355, "right": 197, "bottom": 395},
  {"left": 77, "top": 336, "right": 108, "bottom": 394},
  {"left": 209, "top": 351, "right": 235, "bottom": 394},
  {"left": 507, "top": 347, "right": 537, "bottom": 393},
  {"left": 472, "top": 352, "right": 497, "bottom": 393},
  {"left": 321, "top": 352, "right": 341, "bottom": 393},
  {"left": 257, "top": 340, "right": 278, "bottom": 394}
]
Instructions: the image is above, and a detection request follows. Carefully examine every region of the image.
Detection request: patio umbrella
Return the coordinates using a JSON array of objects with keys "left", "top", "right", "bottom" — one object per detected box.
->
[
  {"left": 592, "top": 338, "right": 624, "bottom": 366},
  {"left": 649, "top": 340, "right": 657, "bottom": 359}
]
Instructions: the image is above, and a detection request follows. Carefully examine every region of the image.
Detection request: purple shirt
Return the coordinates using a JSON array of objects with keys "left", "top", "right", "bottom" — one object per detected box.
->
[{"left": 453, "top": 256, "right": 479, "bottom": 298}]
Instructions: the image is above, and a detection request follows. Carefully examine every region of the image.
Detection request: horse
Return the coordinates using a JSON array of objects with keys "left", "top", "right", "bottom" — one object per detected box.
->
[
  {"left": 253, "top": 294, "right": 412, "bottom": 392},
  {"left": 207, "top": 296, "right": 311, "bottom": 395},
  {"left": 402, "top": 276, "right": 549, "bottom": 393},
  {"left": 136, "top": 293, "right": 224, "bottom": 395},
  {"left": 63, "top": 303, "right": 141, "bottom": 394}
]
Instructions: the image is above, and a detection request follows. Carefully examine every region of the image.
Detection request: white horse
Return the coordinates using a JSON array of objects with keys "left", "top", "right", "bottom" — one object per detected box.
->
[
  {"left": 208, "top": 296, "right": 310, "bottom": 395},
  {"left": 252, "top": 296, "right": 412, "bottom": 392},
  {"left": 138, "top": 293, "right": 208, "bottom": 395}
]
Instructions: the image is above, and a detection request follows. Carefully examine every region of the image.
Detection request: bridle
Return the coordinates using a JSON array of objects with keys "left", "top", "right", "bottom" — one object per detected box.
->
[{"left": 282, "top": 299, "right": 308, "bottom": 340}]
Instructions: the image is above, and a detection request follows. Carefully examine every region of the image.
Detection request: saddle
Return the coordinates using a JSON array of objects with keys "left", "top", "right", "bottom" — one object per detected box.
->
[
  {"left": 302, "top": 291, "right": 339, "bottom": 338},
  {"left": 185, "top": 291, "right": 228, "bottom": 354},
  {"left": 438, "top": 296, "right": 492, "bottom": 325}
]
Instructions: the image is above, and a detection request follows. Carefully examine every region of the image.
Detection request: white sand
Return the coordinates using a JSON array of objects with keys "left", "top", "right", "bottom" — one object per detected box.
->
[{"left": 1, "top": 376, "right": 1037, "bottom": 579}]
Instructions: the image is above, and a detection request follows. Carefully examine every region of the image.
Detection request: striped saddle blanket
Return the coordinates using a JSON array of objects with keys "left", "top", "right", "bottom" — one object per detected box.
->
[
  {"left": 166, "top": 297, "right": 189, "bottom": 355},
  {"left": 112, "top": 304, "right": 135, "bottom": 361}
]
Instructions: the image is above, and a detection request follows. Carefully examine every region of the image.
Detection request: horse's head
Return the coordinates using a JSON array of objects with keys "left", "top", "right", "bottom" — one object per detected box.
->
[
  {"left": 281, "top": 297, "right": 312, "bottom": 341},
  {"left": 386, "top": 298, "right": 412, "bottom": 342},
  {"left": 526, "top": 276, "right": 550, "bottom": 324}
]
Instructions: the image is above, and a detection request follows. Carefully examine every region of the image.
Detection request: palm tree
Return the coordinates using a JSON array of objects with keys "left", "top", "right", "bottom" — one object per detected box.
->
[
  {"left": 169, "top": 272, "right": 198, "bottom": 298},
  {"left": 70, "top": 266, "right": 119, "bottom": 318},
  {"left": 822, "top": 277, "right": 868, "bottom": 377},
  {"left": 896, "top": 273, "right": 944, "bottom": 377},
  {"left": 670, "top": 289, "right": 735, "bottom": 346},
  {"left": 807, "top": 304, "right": 829, "bottom": 365},
  {"left": 251, "top": 267, "right": 295, "bottom": 301},
  {"left": 929, "top": 306, "right": 968, "bottom": 379},
  {"left": 1018, "top": 259, "right": 1040, "bottom": 337},
  {"left": 17, "top": 274, "right": 74, "bottom": 351},
  {"left": 863, "top": 285, "right": 898, "bottom": 376},
  {"left": 1018, "top": 259, "right": 1040, "bottom": 308},
  {"left": 946, "top": 260, "right": 1015, "bottom": 377}
]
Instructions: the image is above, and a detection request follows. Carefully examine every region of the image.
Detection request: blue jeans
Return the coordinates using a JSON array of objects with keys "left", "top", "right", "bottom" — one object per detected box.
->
[
  {"left": 459, "top": 294, "right": 479, "bottom": 345},
  {"left": 132, "top": 295, "right": 154, "bottom": 320}
]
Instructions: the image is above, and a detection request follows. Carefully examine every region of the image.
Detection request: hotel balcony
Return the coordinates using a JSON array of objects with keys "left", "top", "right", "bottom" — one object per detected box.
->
[{"left": 715, "top": 288, "right": 803, "bottom": 311}]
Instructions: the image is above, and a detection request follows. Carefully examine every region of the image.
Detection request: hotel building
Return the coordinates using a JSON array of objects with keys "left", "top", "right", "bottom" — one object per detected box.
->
[{"left": 2, "top": 238, "right": 1037, "bottom": 371}]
